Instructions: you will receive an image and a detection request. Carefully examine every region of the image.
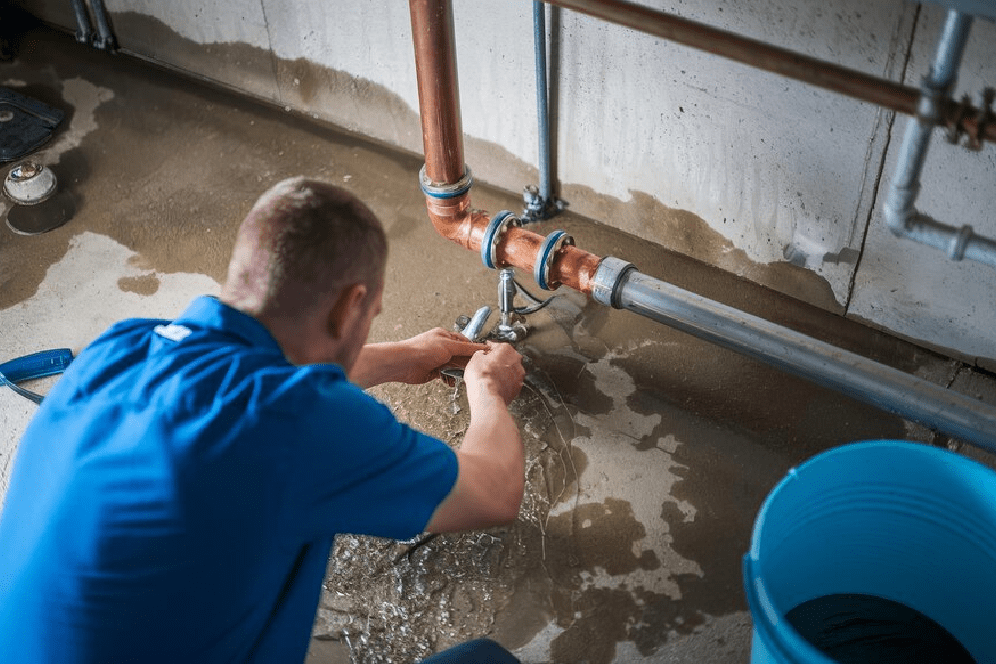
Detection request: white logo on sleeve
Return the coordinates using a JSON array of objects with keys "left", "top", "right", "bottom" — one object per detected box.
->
[{"left": 154, "top": 324, "right": 192, "bottom": 342}]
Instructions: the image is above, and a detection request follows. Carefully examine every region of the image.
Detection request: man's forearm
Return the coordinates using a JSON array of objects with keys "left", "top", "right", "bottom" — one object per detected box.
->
[
  {"left": 462, "top": 386, "right": 525, "bottom": 515},
  {"left": 349, "top": 341, "right": 407, "bottom": 388}
]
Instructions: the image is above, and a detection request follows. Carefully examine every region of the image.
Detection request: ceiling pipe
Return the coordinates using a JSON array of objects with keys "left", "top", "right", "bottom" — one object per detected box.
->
[
  {"left": 541, "top": 0, "right": 996, "bottom": 145},
  {"left": 409, "top": 0, "right": 604, "bottom": 293}
]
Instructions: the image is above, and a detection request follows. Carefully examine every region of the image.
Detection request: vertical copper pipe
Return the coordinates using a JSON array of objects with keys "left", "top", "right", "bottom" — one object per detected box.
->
[
  {"left": 409, "top": 0, "right": 467, "bottom": 185},
  {"left": 409, "top": 0, "right": 607, "bottom": 294}
]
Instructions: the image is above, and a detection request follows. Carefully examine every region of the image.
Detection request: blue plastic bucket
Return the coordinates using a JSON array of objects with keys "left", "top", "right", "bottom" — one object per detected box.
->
[{"left": 743, "top": 440, "right": 996, "bottom": 664}]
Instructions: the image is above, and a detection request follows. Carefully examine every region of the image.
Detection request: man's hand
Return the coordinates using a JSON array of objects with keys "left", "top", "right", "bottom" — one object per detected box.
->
[
  {"left": 464, "top": 342, "right": 524, "bottom": 405},
  {"left": 396, "top": 327, "right": 489, "bottom": 385},
  {"left": 349, "top": 328, "right": 487, "bottom": 388}
]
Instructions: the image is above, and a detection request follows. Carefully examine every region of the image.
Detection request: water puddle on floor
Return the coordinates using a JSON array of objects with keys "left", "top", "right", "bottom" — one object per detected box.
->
[{"left": 317, "top": 292, "right": 746, "bottom": 664}]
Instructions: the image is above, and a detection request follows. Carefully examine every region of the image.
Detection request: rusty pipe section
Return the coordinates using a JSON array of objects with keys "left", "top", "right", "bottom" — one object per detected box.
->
[
  {"left": 410, "top": 0, "right": 604, "bottom": 293},
  {"left": 543, "top": 0, "right": 996, "bottom": 144}
]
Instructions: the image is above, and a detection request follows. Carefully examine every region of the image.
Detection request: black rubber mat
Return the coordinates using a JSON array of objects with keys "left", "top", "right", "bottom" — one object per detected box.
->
[{"left": 0, "top": 87, "right": 64, "bottom": 162}]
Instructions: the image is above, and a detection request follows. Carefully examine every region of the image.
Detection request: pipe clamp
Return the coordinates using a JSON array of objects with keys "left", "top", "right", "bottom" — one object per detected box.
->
[
  {"left": 533, "top": 230, "right": 574, "bottom": 291},
  {"left": 592, "top": 256, "right": 637, "bottom": 308},
  {"left": 419, "top": 165, "right": 474, "bottom": 199},
  {"left": 481, "top": 210, "right": 520, "bottom": 269}
]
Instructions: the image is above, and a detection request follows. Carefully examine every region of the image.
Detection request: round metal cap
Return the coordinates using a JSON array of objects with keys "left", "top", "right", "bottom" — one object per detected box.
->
[{"left": 4, "top": 162, "right": 57, "bottom": 205}]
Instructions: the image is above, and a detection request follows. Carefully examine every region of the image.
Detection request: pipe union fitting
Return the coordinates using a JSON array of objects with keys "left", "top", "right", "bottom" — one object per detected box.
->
[{"left": 592, "top": 256, "right": 637, "bottom": 308}]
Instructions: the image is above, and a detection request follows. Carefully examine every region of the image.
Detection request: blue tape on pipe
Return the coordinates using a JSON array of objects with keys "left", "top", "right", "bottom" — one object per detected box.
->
[{"left": 418, "top": 166, "right": 474, "bottom": 199}]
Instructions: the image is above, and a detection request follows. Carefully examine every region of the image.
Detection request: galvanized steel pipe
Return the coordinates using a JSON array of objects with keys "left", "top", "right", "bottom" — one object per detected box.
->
[
  {"left": 595, "top": 260, "right": 996, "bottom": 453},
  {"left": 534, "top": 0, "right": 552, "bottom": 210},
  {"left": 883, "top": 10, "right": 996, "bottom": 267}
]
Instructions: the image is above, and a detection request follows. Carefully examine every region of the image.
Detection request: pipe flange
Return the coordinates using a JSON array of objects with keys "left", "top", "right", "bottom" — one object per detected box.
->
[
  {"left": 533, "top": 229, "right": 574, "bottom": 291},
  {"left": 4, "top": 162, "right": 57, "bottom": 205},
  {"left": 480, "top": 210, "right": 520, "bottom": 269},
  {"left": 592, "top": 256, "right": 637, "bottom": 308},
  {"left": 949, "top": 224, "right": 974, "bottom": 261},
  {"left": 418, "top": 165, "right": 474, "bottom": 199}
]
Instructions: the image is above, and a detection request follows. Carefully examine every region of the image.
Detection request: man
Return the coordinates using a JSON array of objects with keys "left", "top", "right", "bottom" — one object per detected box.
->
[{"left": 0, "top": 178, "right": 525, "bottom": 663}]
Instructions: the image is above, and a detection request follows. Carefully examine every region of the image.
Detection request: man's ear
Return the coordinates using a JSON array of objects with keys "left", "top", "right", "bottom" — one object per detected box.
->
[{"left": 327, "top": 283, "right": 368, "bottom": 339}]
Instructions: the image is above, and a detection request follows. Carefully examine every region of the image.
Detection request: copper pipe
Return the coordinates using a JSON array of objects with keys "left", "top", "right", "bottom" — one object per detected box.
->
[
  {"left": 543, "top": 0, "right": 996, "bottom": 144},
  {"left": 410, "top": 0, "right": 607, "bottom": 294},
  {"left": 409, "top": 0, "right": 467, "bottom": 185}
]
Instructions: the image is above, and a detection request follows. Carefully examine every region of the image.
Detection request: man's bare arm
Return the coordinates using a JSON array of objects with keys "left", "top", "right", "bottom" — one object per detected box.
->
[
  {"left": 425, "top": 342, "right": 525, "bottom": 533},
  {"left": 350, "top": 328, "right": 487, "bottom": 388}
]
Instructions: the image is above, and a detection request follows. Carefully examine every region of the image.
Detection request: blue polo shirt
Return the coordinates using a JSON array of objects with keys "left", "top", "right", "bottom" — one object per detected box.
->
[{"left": 0, "top": 296, "right": 458, "bottom": 663}]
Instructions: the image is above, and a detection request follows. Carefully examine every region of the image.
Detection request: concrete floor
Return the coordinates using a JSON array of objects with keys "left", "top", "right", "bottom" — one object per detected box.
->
[{"left": 3, "top": 25, "right": 996, "bottom": 664}]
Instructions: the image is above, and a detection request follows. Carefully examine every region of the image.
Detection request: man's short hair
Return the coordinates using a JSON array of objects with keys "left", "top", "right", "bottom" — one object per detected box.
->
[{"left": 227, "top": 177, "right": 388, "bottom": 317}]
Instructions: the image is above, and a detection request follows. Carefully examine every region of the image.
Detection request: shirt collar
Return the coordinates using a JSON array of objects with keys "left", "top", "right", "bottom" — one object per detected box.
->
[{"left": 174, "top": 296, "right": 284, "bottom": 354}]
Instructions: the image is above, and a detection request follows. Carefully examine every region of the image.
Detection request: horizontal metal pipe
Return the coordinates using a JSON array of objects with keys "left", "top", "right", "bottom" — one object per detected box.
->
[
  {"left": 615, "top": 269, "right": 996, "bottom": 452},
  {"left": 901, "top": 214, "right": 996, "bottom": 266},
  {"left": 542, "top": 0, "right": 996, "bottom": 143}
]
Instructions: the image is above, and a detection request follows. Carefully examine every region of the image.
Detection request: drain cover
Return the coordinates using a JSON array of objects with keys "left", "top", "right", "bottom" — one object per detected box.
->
[
  {"left": 5, "top": 191, "right": 75, "bottom": 235},
  {"left": 0, "top": 87, "right": 64, "bottom": 162}
]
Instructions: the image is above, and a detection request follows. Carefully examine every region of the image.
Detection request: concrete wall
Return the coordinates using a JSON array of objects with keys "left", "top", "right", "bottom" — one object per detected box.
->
[{"left": 20, "top": 0, "right": 996, "bottom": 367}]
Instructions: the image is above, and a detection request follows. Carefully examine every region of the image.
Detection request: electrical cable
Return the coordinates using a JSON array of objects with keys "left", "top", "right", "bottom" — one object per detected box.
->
[{"left": 512, "top": 279, "right": 556, "bottom": 315}]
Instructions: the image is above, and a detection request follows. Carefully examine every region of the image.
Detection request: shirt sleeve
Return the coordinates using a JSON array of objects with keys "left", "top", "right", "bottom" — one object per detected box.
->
[{"left": 281, "top": 371, "right": 458, "bottom": 542}]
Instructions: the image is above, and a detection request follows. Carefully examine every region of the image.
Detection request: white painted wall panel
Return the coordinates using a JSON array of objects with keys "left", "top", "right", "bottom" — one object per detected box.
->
[
  {"left": 107, "top": 0, "right": 270, "bottom": 46},
  {"left": 263, "top": 0, "right": 418, "bottom": 108},
  {"left": 544, "top": 0, "right": 914, "bottom": 303}
]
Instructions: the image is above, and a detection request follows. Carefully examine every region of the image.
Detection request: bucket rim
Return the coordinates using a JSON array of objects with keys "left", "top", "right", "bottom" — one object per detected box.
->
[
  {"left": 742, "top": 439, "right": 994, "bottom": 664},
  {"left": 748, "top": 439, "right": 989, "bottom": 562}
]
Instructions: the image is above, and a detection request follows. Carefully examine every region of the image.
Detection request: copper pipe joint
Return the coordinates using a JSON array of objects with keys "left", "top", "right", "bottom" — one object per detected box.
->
[{"left": 410, "top": 0, "right": 606, "bottom": 295}]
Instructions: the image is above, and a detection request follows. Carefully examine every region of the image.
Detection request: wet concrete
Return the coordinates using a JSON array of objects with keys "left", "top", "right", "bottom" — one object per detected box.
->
[{"left": 2, "top": 24, "right": 994, "bottom": 664}]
